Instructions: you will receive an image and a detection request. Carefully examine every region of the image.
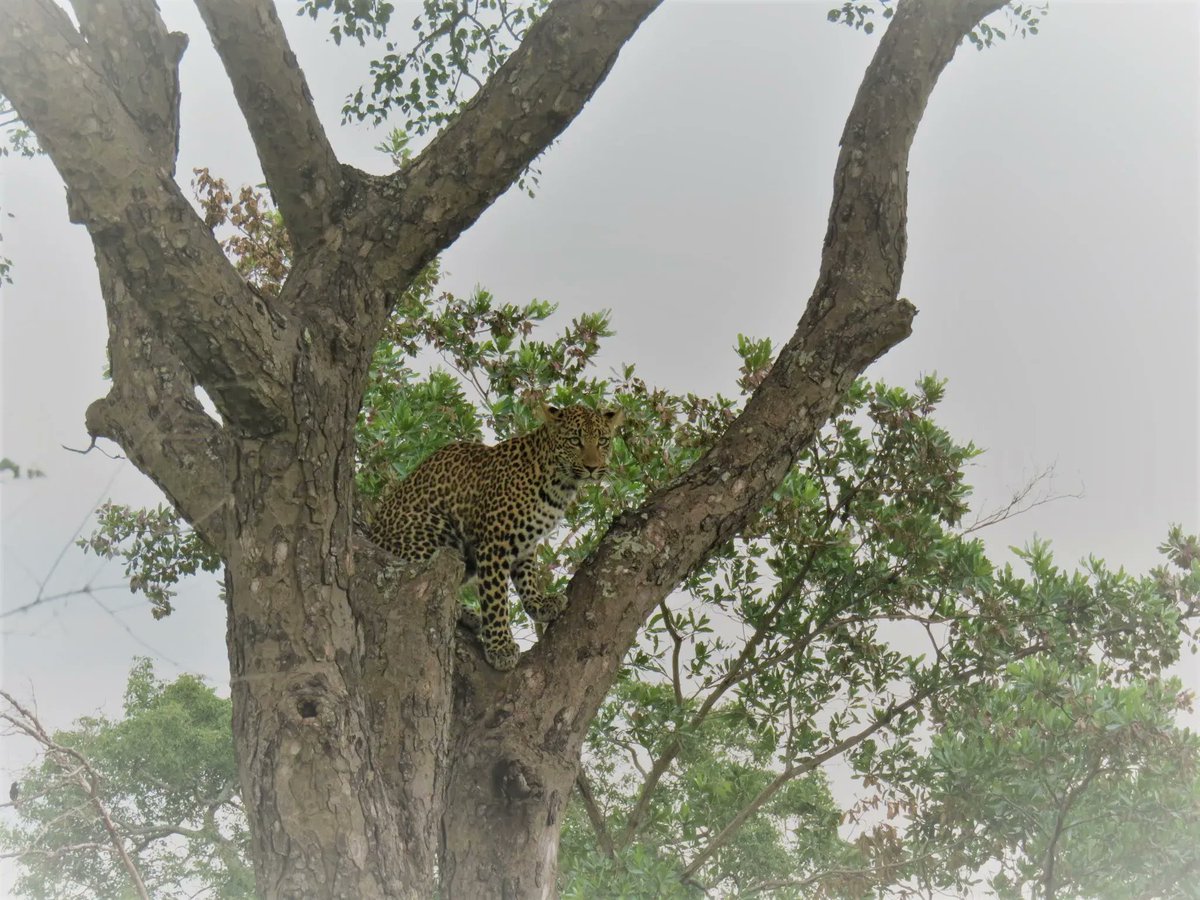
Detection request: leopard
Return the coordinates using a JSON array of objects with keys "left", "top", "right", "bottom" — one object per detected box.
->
[{"left": 367, "top": 404, "right": 625, "bottom": 671}]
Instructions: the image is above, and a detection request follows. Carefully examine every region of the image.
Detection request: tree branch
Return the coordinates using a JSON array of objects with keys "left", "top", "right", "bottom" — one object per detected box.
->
[
  {"left": 68, "top": 0, "right": 188, "bottom": 174},
  {"left": 85, "top": 262, "right": 233, "bottom": 551},
  {"left": 520, "top": 0, "right": 1007, "bottom": 753},
  {"left": 0, "top": 0, "right": 292, "bottom": 435},
  {"left": 354, "top": 0, "right": 663, "bottom": 290},
  {"left": 194, "top": 0, "right": 343, "bottom": 252},
  {"left": 8, "top": 0, "right": 236, "bottom": 539}
]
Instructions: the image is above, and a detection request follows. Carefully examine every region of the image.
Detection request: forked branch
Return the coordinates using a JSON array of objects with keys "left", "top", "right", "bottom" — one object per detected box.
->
[{"left": 0, "top": 0, "right": 292, "bottom": 435}]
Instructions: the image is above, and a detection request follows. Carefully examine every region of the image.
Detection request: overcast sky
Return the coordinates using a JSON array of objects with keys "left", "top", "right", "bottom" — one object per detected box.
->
[{"left": 2, "top": 0, "right": 1198, "bottom": 792}]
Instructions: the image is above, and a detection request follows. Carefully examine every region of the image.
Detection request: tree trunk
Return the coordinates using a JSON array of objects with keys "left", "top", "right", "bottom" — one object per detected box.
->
[
  {"left": 0, "top": 0, "right": 1006, "bottom": 895},
  {"left": 441, "top": 652, "right": 580, "bottom": 898}
]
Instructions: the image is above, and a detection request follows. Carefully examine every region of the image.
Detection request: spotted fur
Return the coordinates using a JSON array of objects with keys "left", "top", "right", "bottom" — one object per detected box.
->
[{"left": 369, "top": 404, "right": 625, "bottom": 671}]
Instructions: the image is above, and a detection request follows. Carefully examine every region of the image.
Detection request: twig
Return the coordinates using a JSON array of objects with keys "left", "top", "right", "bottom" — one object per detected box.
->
[
  {"left": 658, "top": 599, "right": 685, "bottom": 708},
  {"left": 575, "top": 770, "right": 617, "bottom": 860},
  {"left": 963, "top": 465, "right": 1082, "bottom": 535},
  {"left": 1, "top": 584, "right": 131, "bottom": 619}
]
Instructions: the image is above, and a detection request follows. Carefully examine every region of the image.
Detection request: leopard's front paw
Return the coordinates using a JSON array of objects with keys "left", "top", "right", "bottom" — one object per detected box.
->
[
  {"left": 482, "top": 636, "right": 521, "bottom": 672},
  {"left": 523, "top": 593, "right": 568, "bottom": 624}
]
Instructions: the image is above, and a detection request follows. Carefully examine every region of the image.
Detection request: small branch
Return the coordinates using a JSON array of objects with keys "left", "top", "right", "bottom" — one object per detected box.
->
[
  {"left": 86, "top": 591, "right": 184, "bottom": 669},
  {"left": 61, "top": 437, "right": 123, "bottom": 459},
  {"left": 658, "top": 600, "right": 685, "bottom": 708},
  {"left": 575, "top": 770, "right": 616, "bottom": 860},
  {"left": 617, "top": 505, "right": 853, "bottom": 850},
  {"left": 1, "top": 466, "right": 132, "bottom": 621},
  {"left": 0, "top": 842, "right": 113, "bottom": 861},
  {"left": 1041, "top": 760, "right": 1105, "bottom": 900},
  {"left": 679, "top": 637, "right": 1062, "bottom": 884},
  {"left": 1, "top": 584, "right": 131, "bottom": 620},
  {"left": 679, "top": 690, "right": 928, "bottom": 882},
  {"left": 963, "top": 465, "right": 1082, "bottom": 535},
  {"left": 742, "top": 833, "right": 977, "bottom": 897}
]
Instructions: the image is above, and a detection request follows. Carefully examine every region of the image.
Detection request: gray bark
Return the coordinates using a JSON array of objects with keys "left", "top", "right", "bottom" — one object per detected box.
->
[{"left": 0, "top": 0, "right": 1004, "bottom": 895}]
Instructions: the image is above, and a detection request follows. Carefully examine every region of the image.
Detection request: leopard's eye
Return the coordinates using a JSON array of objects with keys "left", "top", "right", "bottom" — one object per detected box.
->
[{"left": 574, "top": 435, "right": 585, "bottom": 447}]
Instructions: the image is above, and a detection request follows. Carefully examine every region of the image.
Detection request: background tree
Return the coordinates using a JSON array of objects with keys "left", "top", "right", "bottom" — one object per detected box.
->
[
  {"left": 913, "top": 657, "right": 1200, "bottom": 899},
  {"left": 6, "top": 521, "right": 1196, "bottom": 898},
  {"left": 1, "top": 660, "right": 251, "bottom": 900},
  {"left": 4, "top": 0, "right": 1189, "bottom": 897}
]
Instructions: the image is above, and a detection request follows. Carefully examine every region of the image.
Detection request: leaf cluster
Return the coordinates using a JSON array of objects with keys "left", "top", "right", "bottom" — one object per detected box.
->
[
  {"left": 0, "top": 94, "right": 39, "bottom": 159},
  {"left": 331, "top": 0, "right": 548, "bottom": 135},
  {"left": 826, "top": 2, "right": 1043, "bottom": 49},
  {"left": 569, "top": 366, "right": 1198, "bottom": 895},
  {"left": 190, "top": 168, "right": 292, "bottom": 297},
  {"left": 0, "top": 457, "right": 46, "bottom": 480},
  {"left": 303, "top": 0, "right": 548, "bottom": 192},
  {"left": 77, "top": 503, "right": 222, "bottom": 617}
]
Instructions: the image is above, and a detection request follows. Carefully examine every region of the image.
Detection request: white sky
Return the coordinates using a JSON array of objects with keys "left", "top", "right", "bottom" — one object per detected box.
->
[{"left": 1, "top": 0, "right": 1198, "bottom": 792}]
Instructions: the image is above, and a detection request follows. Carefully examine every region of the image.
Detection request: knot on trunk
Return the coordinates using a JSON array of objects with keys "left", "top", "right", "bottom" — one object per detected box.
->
[{"left": 493, "top": 758, "right": 542, "bottom": 803}]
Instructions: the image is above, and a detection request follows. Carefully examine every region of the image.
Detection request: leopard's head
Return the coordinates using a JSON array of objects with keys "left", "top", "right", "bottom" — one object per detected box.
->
[{"left": 542, "top": 404, "right": 625, "bottom": 481}]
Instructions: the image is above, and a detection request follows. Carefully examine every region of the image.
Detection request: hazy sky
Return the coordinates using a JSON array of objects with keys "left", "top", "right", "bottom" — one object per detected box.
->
[{"left": 2, "top": 0, "right": 1198, "bottom": 780}]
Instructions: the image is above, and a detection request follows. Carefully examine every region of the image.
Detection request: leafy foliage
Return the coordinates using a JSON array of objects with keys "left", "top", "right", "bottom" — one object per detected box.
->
[
  {"left": 77, "top": 503, "right": 222, "bottom": 618},
  {"left": 0, "top": 94, "right": 39, "bottom": 159},
  {"left": 1, "top": 661, "right": 251, "bottom": 899},
  {"left": 826, "top": 1, "right": 1044, "bottom": 48},
  {"left": 0, "top": 457, "right": 46, "bottom": 480},
  {"left": 191, "top": 168, "right": 292, "bottom": 297},
  {"left": 297, "top": 0, "right": 396, "bottom": 45},
  {"left": 316, "top": 0, "right": 549, "bottom": 134},
  {"left": 914, "top": 659, "right": 1200, "bottom": 899},
  {"left": 562, "top": 681, "right": 849, "bottom": 898},
  {"left": 303, "top": 0, "right": 548, "bottom": 191}
]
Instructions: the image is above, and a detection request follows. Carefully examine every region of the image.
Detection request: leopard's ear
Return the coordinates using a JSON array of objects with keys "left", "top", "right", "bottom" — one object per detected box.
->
[
  {"left": 540, "top": 403, "right": 563, "bottom": 423},
  {"left": 603, "top": 407, "right": 625, "bottom": 430}
]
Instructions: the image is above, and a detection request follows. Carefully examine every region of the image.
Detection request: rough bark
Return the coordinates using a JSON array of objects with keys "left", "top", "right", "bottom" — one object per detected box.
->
[
  {"left": 442, "top": 647, "right": 580, "bottom": 899},
  {"left": 0, "top": 0, "right": 1005, "bottom": 895}
]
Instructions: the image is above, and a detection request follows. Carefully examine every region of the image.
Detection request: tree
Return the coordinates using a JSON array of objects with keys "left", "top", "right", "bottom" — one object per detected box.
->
[
  {"left": 914, "top": 659, "right": 1200, "bottom": 899},
  {"left": 1, "top": 660, "right": 252, "bottom": 899},
  {"left": 0, "top": 0, "right": 1106, "bottom": 895}
]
